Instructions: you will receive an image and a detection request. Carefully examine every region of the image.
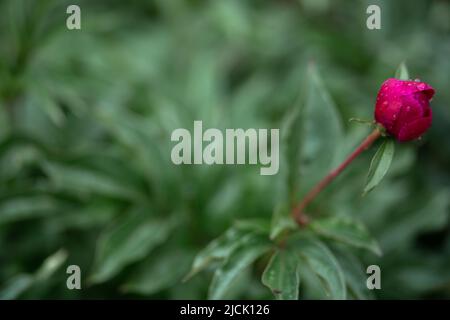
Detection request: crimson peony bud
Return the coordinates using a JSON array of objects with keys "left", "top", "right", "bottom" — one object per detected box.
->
[{"left": 374, "top": 78, "right": 435, "bottom": 142}]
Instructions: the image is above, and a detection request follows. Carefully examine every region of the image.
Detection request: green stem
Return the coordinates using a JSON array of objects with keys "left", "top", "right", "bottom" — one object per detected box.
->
[{"left": 292, "top": 128, "right": 382, "bottom": 226}]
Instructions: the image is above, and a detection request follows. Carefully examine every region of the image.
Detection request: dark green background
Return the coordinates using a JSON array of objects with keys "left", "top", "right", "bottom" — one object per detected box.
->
[{"left": 0, "top": 0, "right": 449, "bottom": 299}]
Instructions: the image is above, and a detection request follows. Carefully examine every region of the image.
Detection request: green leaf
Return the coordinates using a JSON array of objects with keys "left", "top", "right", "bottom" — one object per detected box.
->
[
  {"left": 293, "top": 238, "right": 346, "bottom": 299},
  {"left": 363, "top": 139, "right": 395, "bottom": 195},
  {"left": 270, "top": 205, "right": 297, "bottom": 240},
  {"left": 184, "top": 220, "right": 270, "bottom": 282},
  {"left": 90, "top": 213, "right": 174, "bottom": 283},
  {"left": 281, "top": 64, "right": 343, "bottom": 198},
  {"left": 0, "top": 274, "right": 34, "bottom": 300},
  {"left": 208, "top": 235, "right": 271, "bottom": 299},
  {"left": 234, "top": 218, "right": 271, "bottom": 235},
  {"left": 32, "top": 89, "right": 66, "bottom": 127},
  {"left": 0, "top": 249, "right": 67, "bottom": 299},
  {"left": 332, "top": 247, "right": 374, "bottom": 300},
  {"left": 281, "top": 101, "right": 303, "bottom": 195},
  {"left": 0, "top": 195, "right": 63, "bottom": 225},
  {"left": 262, "top": 249, "right": 300, "bottom": 300},
  {"left": 123, "top": 249, "right": 193, "bottom": 295},
  {"left": 309, "top": 216, "right": 382, "bottom": 256},
  {"left": 43, "top": 162, "right": 141, "bottom": 200},
  {"left": 184, "top": 226, "right": 253, "bottom": 281},
  {"left": 299, "top": 64, "right": 344, "bottom": 195},
  {"left": 35, "top": 249, "right": 69, "bottom": 281},
  {"left": 395, "top": 62, "right": 410, "bottom": 80}
]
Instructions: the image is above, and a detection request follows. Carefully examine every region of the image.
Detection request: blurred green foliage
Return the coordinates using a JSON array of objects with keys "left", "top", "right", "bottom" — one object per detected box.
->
[{"left": 0, "top": 0, "right": 449, "bottom": 299}]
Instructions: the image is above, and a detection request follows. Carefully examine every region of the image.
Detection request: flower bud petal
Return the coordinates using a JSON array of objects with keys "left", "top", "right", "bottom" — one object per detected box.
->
[{"left": 374, "top": 78, "right": 435, "bottom": 142}]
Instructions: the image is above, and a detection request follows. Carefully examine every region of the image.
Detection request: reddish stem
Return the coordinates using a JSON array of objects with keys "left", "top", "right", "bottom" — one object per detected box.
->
[{"left": 292, "top": 128, "right": 382, "bottom": 226}]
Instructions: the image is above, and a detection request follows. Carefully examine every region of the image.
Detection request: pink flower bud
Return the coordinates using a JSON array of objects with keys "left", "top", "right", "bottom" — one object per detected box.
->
[{"left": 374, "top": 78, "right": 435, "bottom": 142}]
